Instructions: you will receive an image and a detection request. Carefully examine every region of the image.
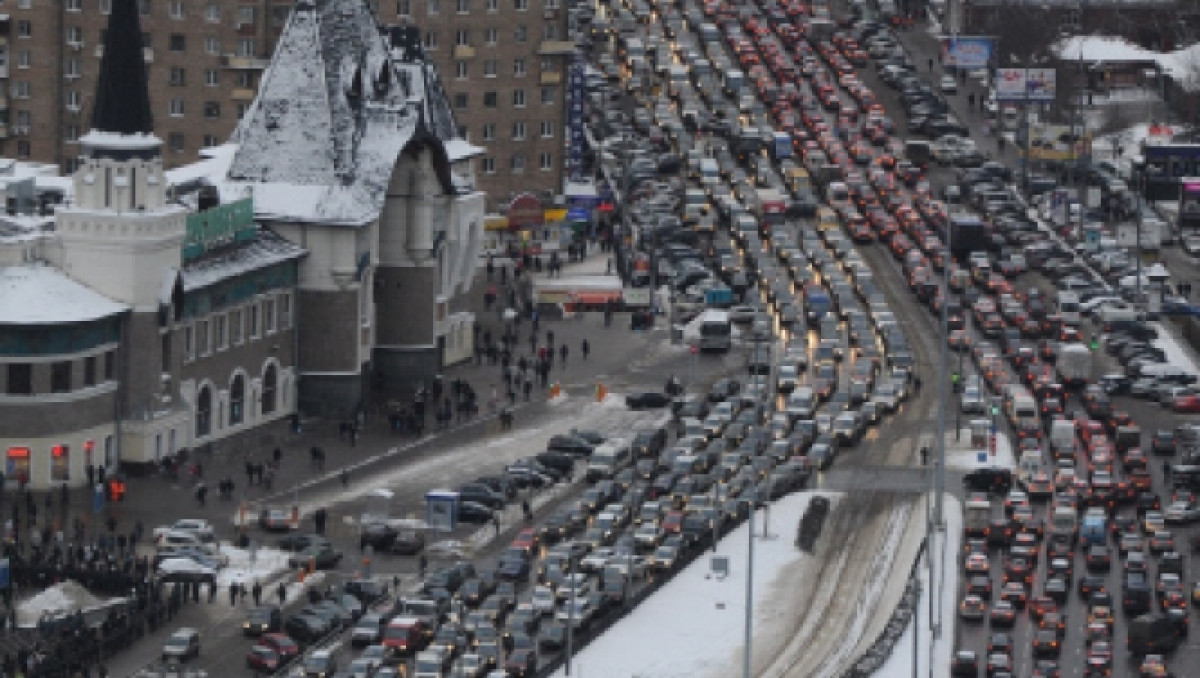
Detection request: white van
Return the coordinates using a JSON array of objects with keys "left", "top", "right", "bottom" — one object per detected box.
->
[
  {"left": 699, "top": 158, "right": 720, "bottom": 188},
  {"left": 786, "top": 387, "right": 816, "bottom": 419},
  {"left": 1056, "top": 291, "right": 1081, "bottom": 325},
  {"left": 586, "top": 439, "right": 632, "bottom": 481}
]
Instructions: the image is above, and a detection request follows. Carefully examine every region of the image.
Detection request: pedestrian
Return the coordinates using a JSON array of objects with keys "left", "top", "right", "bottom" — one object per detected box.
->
[
  {"left": 195, "top": 482, "right": 207, "bottom": 507},
  {"left": 581, "top": 339, "right": 590, "bottom": 360},
  {"left": 240, "top": 582, "right": 248, "bottom": 603},
  {"left": 560, "top": 344, "right": 569, "bottom": 366},
  {"left": 523, "top": 378, "right": 532, "bottom": 401},
  {"left": 522, "top": 499, "right": 532, "bottom": 522},
  {"left": 1164, "top": 460, "right": 1172, "bottom": 480},
  {"left": 340, "top": 468, "right": 349, "bottom": 487},
  {"left": 927, "top": 57, "right": 933, "bottom": 72},
  {"left": 418, "top": 554, "right": 428, "bottom": 578},
  {"left": 252, "top": 581, "right": 262, "bottom": 606},
  {"left": 277, "top": 582, "right": 287, "bottom": 605},
  {"left": 273, "top": 448, "right": 282, "bottom": 465},
  {"left": 913, "top": 375, "right": 922, "bottom": 394},
  {"left": 920, "top": 446, "right": 930, "bottom": 465},
  {"left": 486, "top": 255, "right": 494, "bottom": 282}
]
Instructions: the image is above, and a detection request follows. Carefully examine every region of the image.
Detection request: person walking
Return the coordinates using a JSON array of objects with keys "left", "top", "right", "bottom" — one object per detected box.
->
[
  {"left": 418, "top": 554, "right": 428, "bottom": 578},
  {"left": 277, "top": 582, "right": 287, "bottom": 605},
  {"left": 229, "top": 582, "right": 239, "bottom": 606},
  {"left": 560, "top": 344, "right": 569, "bottom": 366},
  {"left": 340, "top": 468, "right": 350, "bottom": 487},
  {"left": 252, "top": 581, "right": 262, "bottom": 606},
  {"left": 581, "top": 339, "right": 590, "bottom": 360}
]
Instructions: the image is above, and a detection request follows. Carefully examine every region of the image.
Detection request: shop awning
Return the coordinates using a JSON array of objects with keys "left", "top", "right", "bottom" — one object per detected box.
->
[
  {"left": 571, "top": 291, "right": 622, "bottom": 305},
  {"left": 484, "top": 215, "right": 509, "bottom": 232}
]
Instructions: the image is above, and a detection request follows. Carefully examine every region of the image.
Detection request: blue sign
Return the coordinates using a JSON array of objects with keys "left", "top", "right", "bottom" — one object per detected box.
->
[
  {"left": 940, "top": 36, "right": 993, "bottom": 69},
  {"left": 568, "top": 53, "right": 586, "bottom": 183},
  {"left": 0, "top": 559, "right": 8, "bottom": 590},
  {"left": 425, "top": 490, "right": 459, "bottom": 533},
  {"left": 567, "top": 207, "right": 590, "bottom": 222},
  {"left": 93, "top": 483, "right": 105, "bottom": 515}
]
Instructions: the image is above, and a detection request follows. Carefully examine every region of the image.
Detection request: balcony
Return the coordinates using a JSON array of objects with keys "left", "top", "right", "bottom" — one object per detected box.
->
[
  {"left": 537, "top": 40, "right": 576, "bottom": 56},
  {"left": 221, "top": 54, "right": 270, "bottom": 70},
  {"left": 453, "top": 45, "right": 476, "bottom": 59},
  {"left": 231, "top": 88, "right": 256, "bottom": 101},
  {"left": 540, "top": 71, "right": 562, "bottom": 85}
]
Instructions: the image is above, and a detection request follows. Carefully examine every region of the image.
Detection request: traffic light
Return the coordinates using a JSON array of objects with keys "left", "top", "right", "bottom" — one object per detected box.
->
[
  {"left": 990, "top": 405, "right": 1000, "bottom": 417},
  {"left": 951, "top": 372, "right": 962, "bottom": 393},
  {"left": 1089, "top": 336, "right": 1100, "bottom": 350}
]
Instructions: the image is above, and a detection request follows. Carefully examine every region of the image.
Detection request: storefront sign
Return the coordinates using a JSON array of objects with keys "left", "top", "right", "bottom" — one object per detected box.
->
[
  {"left": 183, "top": 197, "right": 256, "bottom": 260},
  {"left": 507, "top": 194, "right": 545, "bottom": 229},
  {"left": 568, "top": 53, "right": 586, "bottom": 182}
]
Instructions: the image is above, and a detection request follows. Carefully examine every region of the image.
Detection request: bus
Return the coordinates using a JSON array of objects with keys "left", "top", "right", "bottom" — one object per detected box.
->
[{"left": 697, "top": 309, "right": 732, "bottom": 353}]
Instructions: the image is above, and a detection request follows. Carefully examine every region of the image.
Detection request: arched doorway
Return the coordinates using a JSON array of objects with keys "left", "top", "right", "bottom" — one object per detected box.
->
[
  {"left": 196, "top": 386, "right": 212, "bottom": 437},
  {"left": 261, "top": 364, "right": 278, "bottom": 415},
  {"left": 230, "top": 374, "right": 245, "bottom": 426}
]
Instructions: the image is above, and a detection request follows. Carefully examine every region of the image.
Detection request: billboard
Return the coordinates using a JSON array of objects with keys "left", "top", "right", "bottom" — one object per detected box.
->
[
  {"left": 940, "top": 36, "right": 993, "bottom": 69},
  {"left": 995, "top": 68, "right": 1057, "bottom": 102}
]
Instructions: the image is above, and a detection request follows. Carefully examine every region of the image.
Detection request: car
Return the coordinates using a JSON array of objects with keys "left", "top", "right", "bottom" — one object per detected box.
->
[
  {"left": 302, "top": 648, "right": 338, "bottom": 678},
  {"left": 287, "top": 542, "right": 343, "bottom": 570},
  {"left": 458, "top": 501, "right": 496, "bottom": 524},
  {"left": 244, "top": 605, "right": 282, "bottom": 636},
  {"left": 246, "top": 645, "right": 281, "bottom": 673},
  {"left": 951, "top": 650, "right": 978, "bottom": 677},
  {"left": 278, "top": 532, "right": 326, "bottom": 552},
  {"left": 1032, "top": 628, "right": 1061, "bottom": 658},
  {"left": 258, "top": 508, "right": 294, "bottom": 532},
  {"left": 256, "top": 632, "right": 300, "bottom": 661},
  {"left": 504, "top": 647, "right": 538, "bottom": 677},
  {"left": 153, "top": 519, "right": 215, "bottom": 543},
  {"left": 626, "top": 391, "right": 672, "bottom": 409},
  {"left": 351, "top": 613, "right": 387, "bottom": 647},
  {"left": 960, "top": 594, "right": 986, "bottom": 621},
  {"left": 162, "top": 628, "right": 201, "bottom": 662},
  {"left": 989, "top": 600, "right": 1017, "bottom": 627},
  {"left": 1164, "top": 501, "right": 1200, "bottom": 524}
]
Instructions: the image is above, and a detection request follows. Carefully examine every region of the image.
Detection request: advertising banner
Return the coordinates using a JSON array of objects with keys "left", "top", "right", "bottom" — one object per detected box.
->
[
  {"left": 568, "top": 53, "right": 586, "bottom": 183},
  {"left": 1026, "top": 68, "right": 1057, "bottom": 101},
  {"left": 995, "top": 68, "right": 1026, "bottom": 102},
  {"left": 940, "top": 36, "right": 992, "bottom": 69}
]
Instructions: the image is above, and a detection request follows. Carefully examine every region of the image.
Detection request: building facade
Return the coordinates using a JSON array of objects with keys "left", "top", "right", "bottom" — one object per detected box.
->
[{"left": 0, "top": 0, "right": 570, "bottom": 212}]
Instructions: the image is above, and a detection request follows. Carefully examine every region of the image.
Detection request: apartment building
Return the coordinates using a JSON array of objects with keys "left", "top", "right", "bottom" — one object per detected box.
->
[
  {"left": 0, "top": 0, "right": 572, "bottom": 211},
  {"left": 375, "top": 0, "right": 574, "bottom": 211},
  {"left": 0, "top": 0, "right": 288, "bottom": 172}
]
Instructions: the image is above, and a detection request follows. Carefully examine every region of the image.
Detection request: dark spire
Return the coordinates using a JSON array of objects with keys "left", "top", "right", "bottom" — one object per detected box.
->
[{"left": 90, "top": 0, "right": 153, "bottom": 135}]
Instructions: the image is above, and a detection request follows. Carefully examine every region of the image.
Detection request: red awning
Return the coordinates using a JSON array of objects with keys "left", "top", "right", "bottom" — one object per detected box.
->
[{"left": 571, "top": 292, "right": 622, "bottom": 305}]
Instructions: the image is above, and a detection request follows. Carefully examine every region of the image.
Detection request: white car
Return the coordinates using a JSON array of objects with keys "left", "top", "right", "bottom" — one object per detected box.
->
[
  {"left": 153, "top": 519, "right": 215, "bottom": 542},
  {"left": 531, "top": 586, "right": 557, "bottom": 615},
  {"left": 1164, "top": 501, "right": 1200, "bottom": 525},
  {"left": 939, "top": 74, "right": 958, "bottom": 94}
]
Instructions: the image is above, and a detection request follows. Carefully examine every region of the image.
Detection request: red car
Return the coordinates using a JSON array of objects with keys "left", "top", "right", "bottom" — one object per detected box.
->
[
  {"left": 256, "top": 633, "right": 300, "bottom": 661},
  {"left": 1173, "top": 394, "right": 1200, "bottom": 413},
  {"left": 247, "top": 646, "right": 280, "bottom": 672}
]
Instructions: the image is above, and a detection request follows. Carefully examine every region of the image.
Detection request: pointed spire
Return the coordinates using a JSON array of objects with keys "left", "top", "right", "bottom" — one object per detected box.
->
[{"left": 91, "top": 0, "right": 153, "bottom": 136}]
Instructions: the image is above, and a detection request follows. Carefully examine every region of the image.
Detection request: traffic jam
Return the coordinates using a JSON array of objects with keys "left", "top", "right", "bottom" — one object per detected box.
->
[{"left": 229, "top": 0, "right": 1200, "bottom": 675}]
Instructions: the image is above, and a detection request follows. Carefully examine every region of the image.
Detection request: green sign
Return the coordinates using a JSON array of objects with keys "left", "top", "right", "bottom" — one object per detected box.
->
[{"left": 183, "top": 197, "right": 256, "bottom": 260}]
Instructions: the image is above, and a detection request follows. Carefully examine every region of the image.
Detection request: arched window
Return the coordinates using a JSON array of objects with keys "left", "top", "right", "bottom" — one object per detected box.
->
[
  {"left": 230, "top": 374, "right": 245, "bottom": 426},
  {"left": 261, "top": 364, "right": 278, "bottom": 415},
  {"left": 196, "top": 386, "right": 212, "bottom": 437}
]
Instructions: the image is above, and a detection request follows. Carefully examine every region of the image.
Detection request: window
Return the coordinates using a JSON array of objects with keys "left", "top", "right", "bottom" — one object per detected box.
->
[
  {"left": 16, "top": 111, "right": 31, "bottom": 128},
  {"left": 16, "top": 142, "right": 30, "bottom": 160},
  {"left": 183, "top": 324, "right": 195, "bottom": 361},
  {"left": 67, "top": 0, "right": 82, "bottom": 10},
  {"left": 196, "top": 386, "right": 212, "bottom": 437},
  {"left": 424, "top": 31, "right": 438, "bottom": 50},
  {"left": 454, "top": 92, "right": 468, "bottom": 109},
  {"left": 51, "top": 445, "right": 70, "bottom": 482},
  {"left": 204, "top": 3, "right": 219, "bottom": 21},
  {"left": 456, "top": 61, "right": 468, "bottom": 79},
  {"left": 483, "top": 91, "right": 497, "bottom": 108},
  {"left": 540, "top": 58, "right": 555, "bottom": 72},
  {"left": 279, "top": 293, "right": 292, "bottom": 329},
  {"left": 67, "top": 26, "right": 83, "bottom": 45},
  {"left": 484, "top": 59, "right": 497, "bottom": 77},
  {"left": 482, "top": 157, "right": 496, "bottom": 174},
  {"left": 203, "top": 134, "right": 219, "bottom": 147},
  {"left": 204, "top": 101, "right": 220, "bottom": 119},
  {"left": 16, "top": 51, "right": 30, "bottom": 69},
  {"left": 456, "top": 0, "right": 469, "bottom": 13},
  {"left": 510, "top": 153, "right": 525, "bottom": 172},
  {"left": 169, "top": 67, "right": 186, "bottom": 87},
  {"left": 237, "top": 6, "right": 256, "bottom": 25},
  {"left": 487, "top": 0, "right": 497, "bottom": 10},
  {"left": 540, "top": 152, "right": 554, "bottom": 171},
  {"left": 482, "top": 123, "right": 495, "bottom": 141},
  {"left": 427, "top": 0, "right": 439, "bottom": 13},
  {"left": 66, "top": 91, "right": 81, "bottom": 111},
  {"left": 51, "top": 361, "right": 72, "bottom": 393},
  {"left": 455, "top": 29, "right": 470, "bottom": 46},
  {"left": 514, "top": 59, "right": 526, "bottom": 77},
  {"left": 541, "top": 86, "right": 557, "bottom": 105},
  {"left": 248, "top": 305, "right": 259, "bottom": 338},
  {"left": 261, "top": 364, "right": 278, "bottom": 415},
  {"left": 13, "top": 82, "right": 30, "bottom": 99},
  {"left": 237, "top": 103, "right": 250, "bottom": 120},
  {"left": 65, "top": 59, "right": 80, "bottom": 78},
  {"left": 397, "top": 0, "right": 411, "bottom": 15},
  {"left": 139, "top": 0, "right": 150, "bottom": 14},
  {"left": 544, "top": 0, "right": 559, "bottom": 8},
  {"left": 169, "top": 34, "right": 186, "bottom": 51},
  {"left": 512, "top": 89, "right": 526, "bottom": 107},
  {"left": 16, "top": 21, "right": 32, "bottom": 38},
  {"left": 104, "top": 351, "right": 115, "bottom": 380},
  {"left": 512, "top": 121, "right": 526, "bottom": 140},
  {"left": 238, "top": 38, "right": 256, "bottom": 56},
  {"left": 543, "top": 23, "right": 558, "bottom": 40},
  {"left": 100, "top": 0, "right": 112, "bottom": 14},
  {"left": 229, "top": 374, "right": 245, "bottom": 426},
  {"left": 84, "top": 356, "right": 97, "bottom": 387},
  {"left": 515, "top": 24, "right": 527, "bottom": 42},
  {"left": 205, "top": 69, "right": 219, "bottom": 87},
  {"left": 264, "top": 298, "right": 276, "bottom": 334},
  {"left": 235, "top": 71, "right": 253, "bottom": 87},
  {"left": 205, "top": 37, "right": 219, "bottom": 55},
  {"left": 196, "top": 319, "right": 210, "bottom": 355},
  {"left": 214, "top": 313, "right": 227, "bottom": 351},
  {"left": 540, "top": 120, "right": 555, "bottom": 138},
  {"left": 6, "top": 364, "right": 31, "bottom": 395},
  {"left": 485, "top": 27, "right": 498, "bottom": 44},
  {"left": 230, "top": 309, "right": 243, "bottom": 345},
  {"left": 161, "top": 332, "right": 171, "bottom": 372},
  {"left": 168, "top": 132, "right": 185, "bottom": 152},
  {"left": 170, "top": 1, "right": 185, "bottom": 19},
  {"left": 167, "top": 99, "right": 184, "bottom": 117},
  {"left": 514, "top": 0, "right": 527, "bottom": 9}
]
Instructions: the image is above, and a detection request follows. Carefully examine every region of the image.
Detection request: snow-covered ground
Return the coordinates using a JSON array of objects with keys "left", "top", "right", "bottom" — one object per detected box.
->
[
  {"left": 1152, "top": 320, "right": 1200, "bottom": 378},
  {"left": 873, "top": 494, "right": 963, "bottom": 678},
  {"left": 945, "top": 428, "right": 1017, "bottom": 472},
  {"left": 215, "top": 544, "right": 294, "bottom": 588},
  {"left": 549, "top": 491, "right": 843, "bottom": 678},
  {"left": 16, "top": 580, "right": 126, "bottom": 628}
]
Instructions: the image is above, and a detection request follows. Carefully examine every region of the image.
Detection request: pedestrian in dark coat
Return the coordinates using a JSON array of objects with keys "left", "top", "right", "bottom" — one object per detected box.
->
[
  {"left": 277, "top": 582, "right": 287, "bottom": 605},
  {"left": 252, "top": 581, "right": 262, "bottom": 606}
]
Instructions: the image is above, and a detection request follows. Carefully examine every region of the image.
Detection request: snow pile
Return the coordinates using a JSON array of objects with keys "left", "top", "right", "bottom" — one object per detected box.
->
[
  {"left": 547, "top": 392, "right": 570, "bottom": 406},
  {"left": 17, "top": 580, "right": 124, "bottom": 628},
  {"left": 1152, "top": 322, "right": 1200, "bottom": 378},
  {"left": 551, "top": 491, "right": 841, "bottom": 678},
  {"left": 1054, "top": 36, "right": 1200, "bottom": 92},
  {"left": 216, "top": 544, "right": 294, "bottom": 588},
  {"left": 873, "top": 495, "right": 963, "bottom": 678}
]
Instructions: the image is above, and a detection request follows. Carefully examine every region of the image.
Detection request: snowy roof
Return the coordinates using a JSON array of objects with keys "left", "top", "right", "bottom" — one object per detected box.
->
[
  {"left": 0, "top": 265, "right": 127, "bottom": 325},
  {"left": 444, "top": 138, "right": 484, "bottom": 162},
  {"left": 226, "top": 0, "right": 419, "bottom": 227},
  {"left": 181, "top": 229, "right": 307, "bottom": 292},
  {"left": 1053, "top": 36, "right": 1200, "bottom": 92}
]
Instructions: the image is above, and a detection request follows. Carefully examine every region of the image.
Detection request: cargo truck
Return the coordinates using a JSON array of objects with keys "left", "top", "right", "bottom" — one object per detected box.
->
[
  {"left": 965, "top": 497, "right": 991, "bottom": 537},
  {"left": 1050, "top": 506, "right": 1078, "bottom": 545},
  {"left": 1128, "top": 614, "right": 1185, "bottom": 655},
  {"left": 1057, "top": 343, "right": 1092, "bottom": 388}
]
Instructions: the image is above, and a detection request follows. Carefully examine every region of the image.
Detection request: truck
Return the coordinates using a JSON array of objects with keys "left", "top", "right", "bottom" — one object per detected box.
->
[
  {"left": 1056, "top": 342, "right": 1092, "bottom": 388},
  {"left": 1049, "top": 419, "right": 1075, "bottom": 460},
  {"left": 753, "top": 188, "right": 788, "bottom": 231},
  {"left": 948, "top": 214, "right": 989, "bottom": 257},
  {"left": 1016, "top": 451, "right": 1046, "bottom": 487},
  {"left": 771, "top": 132, "right": 794, "bottom": 162},
  {"left": 808, "top": 18, "right": 835, "bottom": 43},
  {"left": 1050, "top": 506, "right": 1078, "bottom": 545},
  {"left": 1080, "top": 508, "right": 1107, "bottom": 547},
  {"left": 964, "top": 497, "right": 991, "bottom": 537},
  {"left": 1128, "top": 614, "right": 1185, "bottom": 655}
]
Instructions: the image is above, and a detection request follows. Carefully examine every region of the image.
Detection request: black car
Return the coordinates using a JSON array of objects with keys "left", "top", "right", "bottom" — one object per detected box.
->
[
  {"left": 458, "top": 501, "right": 495, "bottom": 524},
  {"left": 631, "top": 428, "right": 668, "bottom": 458},
  {"left": 343, "top": 579, "right": 388, "bottom": 605},
  {"left": 283, "top": 614, "right": 325, "bottom": 646},
  {"left": 707, "top": 378, "right": 741, "bottom": 402},
  {"left": 391, "top": 529, "right": 426, "bottom": 555},
  {"left": 535, "top": 451, "right": 576, "bottom": 475},
  {"left": 546, "top": 434, "right": 595, "bottom": 456},
  {"left": 626, "top": 392, "right": 671, "bottom": 409},
  {"left": 359, "top": 523, "right": 397, "bottom": 551},
  {"left": 244, "top": 605, "right": 282, "bottom": 636},
  {"left": 963, "top": 468, "right": 1012, "bottom": 495},
  {"left": 278, "top": 533, "right": 325, "bottom": 552},
  {"left": 457, "top": 483, "right": 506, "bottom": 509}
]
